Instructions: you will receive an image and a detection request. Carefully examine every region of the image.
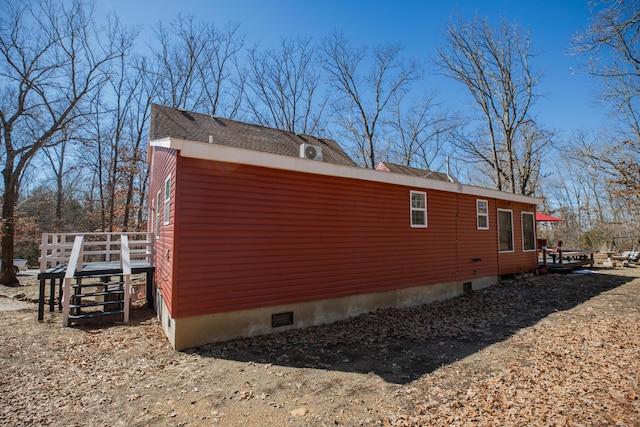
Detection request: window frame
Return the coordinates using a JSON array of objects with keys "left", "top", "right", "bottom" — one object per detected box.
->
[
  {"left": 476, "top": 199, "right": 489, "bottom": 230},
  {"left": 155, "top": 191, "right": 162, "bottom": 239},
  {"left": 521, "top": 211, "right": 537, "bottom": 252},
  {"left": 498, "top": 209, "right": 514, "bottom": 253},
  {"left": 163, "top": 175, "right": 171, "bottom": 225},
  {"left": 410, "top": 191, "right": 427, "bottom": 228}
]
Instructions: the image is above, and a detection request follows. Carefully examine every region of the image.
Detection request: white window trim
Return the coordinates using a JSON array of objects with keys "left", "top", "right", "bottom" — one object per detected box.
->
[
  {"left": 155, "top": 191, "right": 162, "bottom": 239},
  {"left": 498, "top": 209, "right": 514, "bottom": 253},
  {"left": 163, "top": 175, "right": 171, "bottom": 225},
  {"left": 476, "top": 199, "right": 489, "bottom": 230},
  {"left": 410, "top": 190, "right": 428, "bottom": 228},
  {"left": 521, "top": 211, "right": 537, "bottom": 252}
]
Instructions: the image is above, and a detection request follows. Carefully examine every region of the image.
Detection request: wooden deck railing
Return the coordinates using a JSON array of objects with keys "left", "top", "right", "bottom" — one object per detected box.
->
[
  {"left": 39, "top": 232, "right": 154, "bottom": 272},
  {"left": 62, "top": 235, "right": 84, "bottom": 327}
]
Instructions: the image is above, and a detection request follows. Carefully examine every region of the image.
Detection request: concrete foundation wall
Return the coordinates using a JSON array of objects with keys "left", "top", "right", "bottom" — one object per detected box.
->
[{"left": 158, "top": 276, "right": 498, "bottom": 350}]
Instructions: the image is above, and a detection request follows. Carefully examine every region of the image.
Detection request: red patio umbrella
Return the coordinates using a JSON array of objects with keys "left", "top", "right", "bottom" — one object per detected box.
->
[{"left": 535, "top": 212, "right": 563, "bottom": 222}]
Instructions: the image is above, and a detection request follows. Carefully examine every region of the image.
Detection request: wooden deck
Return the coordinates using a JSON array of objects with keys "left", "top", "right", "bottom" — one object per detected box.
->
[
  {"left": 39, "top": 260, "right": 154, "bottom": 278},
  {"left": 37, "top": 232, "right": 155, "bottom": 323},
  {"left": 37, "top": 261, "right": 155, "bottom": 322},
  {"left": 539, "top": 249, "right": 594, "bottom": 272}
]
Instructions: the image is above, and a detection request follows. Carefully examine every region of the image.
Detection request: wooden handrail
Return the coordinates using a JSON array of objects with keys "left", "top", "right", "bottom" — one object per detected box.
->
[{"left": 62, "top": 236, "right": 84, "bottom": 327}]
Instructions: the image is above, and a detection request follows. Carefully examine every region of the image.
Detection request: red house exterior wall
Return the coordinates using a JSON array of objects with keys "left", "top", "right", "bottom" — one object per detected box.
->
[
  {"left": 151, "top": 152, "right": 538, "bottom": 320},
  {"left": 149, "top": 147, "right": 178, "bottom": 315},
  {"left": 456, "top": 195, "right": 499, "bottom": 279},
  {"left": 496, "top": 201, "right": 537, "bottom": 275}
]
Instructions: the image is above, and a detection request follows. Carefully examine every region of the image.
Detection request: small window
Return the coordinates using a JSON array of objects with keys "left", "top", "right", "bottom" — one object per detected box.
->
[
  {"left": 150, "top": 201, "right": 154, "bottom": 237},
  {"left": 522, "top": 212, "right": 536, "bottom": 251},
  {"left": 163, "top": 176, "right": 171, "bottom": 225},
  {"left": 498, "top": 209, "right": 514, "bottom": 252},
  {"left": 410, "top": 191, "right": 427, "bottom": 228},
  {"left": 155, "top": 192, "right": 162, "bottom": 238},
  {"left": 477, "top": 199, "right": 489, "bottom": 230}
]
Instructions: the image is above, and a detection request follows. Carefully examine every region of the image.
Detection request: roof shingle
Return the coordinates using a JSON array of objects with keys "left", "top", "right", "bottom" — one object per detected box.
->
[
  {"left": 149, "top": 104, "right": 357, "bottom": 167},
  {"left": 376, "top": 161, "right": 456, "bottom": 182}
]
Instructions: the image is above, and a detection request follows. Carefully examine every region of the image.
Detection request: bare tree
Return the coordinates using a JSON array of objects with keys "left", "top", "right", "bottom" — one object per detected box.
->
[
  {"left": 436, "top": 14, "right": 547, "bottom": 195},
  {"left": 0, "top": 0, "right": 127, "bottom": 285},
  {"left": 79, "top": 50, "right": 152, "bottom": 233},
  {"left": 513, "top": 121, "right": 554, "bottom": 196},
  {"left": 385, "top": 93, "right": 459, "bottom": 171},
  {"left": 321, "top": 31, "right": 420, "bottom": 168},
  {"left": 150, "top": 16, "right": 245, "bottom": 117},
  {"left": 122, "top": 56, "right": 155, "bottom": 231},
  {"left": 572, "top": 0, "right": 640, "bottom": 200},
  {"left": 244, "top": 37, "right": 326, "bottom": 134},
  {"left": 41, "top": 128, "right": 84, "bottom": 230}
]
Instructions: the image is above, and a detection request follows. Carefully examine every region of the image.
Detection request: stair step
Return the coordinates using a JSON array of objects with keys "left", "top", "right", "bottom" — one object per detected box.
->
[
  {"left": 68, "top": 310, "right": 124, "bottom": 320},
  {"left": 70, "top": 300, "right": 124, "bottom": 309},
  {"left": 71, "top": 290, "right": 124, "bottom": 299},
  {"left": 72, "top": 281, "right": 124, "bottom": 288},
  {"left": 74, "top": 273, "right": 126, "bottom": 279}
]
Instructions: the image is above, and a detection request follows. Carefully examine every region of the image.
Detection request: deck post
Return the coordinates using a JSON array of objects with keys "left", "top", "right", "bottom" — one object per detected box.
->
[{"left": 38, "top": 278, "right": 46, "bottom": 321}]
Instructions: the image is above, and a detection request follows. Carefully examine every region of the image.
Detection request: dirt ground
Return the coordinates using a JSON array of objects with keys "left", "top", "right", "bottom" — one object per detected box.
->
[{"left": 0, "top": 267, "right": 639, "bottom": 426}]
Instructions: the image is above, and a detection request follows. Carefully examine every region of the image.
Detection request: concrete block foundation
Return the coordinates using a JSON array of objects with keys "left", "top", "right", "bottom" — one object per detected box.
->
[{"left": 158, "top": 276, "right": 498, "bottom": 350}]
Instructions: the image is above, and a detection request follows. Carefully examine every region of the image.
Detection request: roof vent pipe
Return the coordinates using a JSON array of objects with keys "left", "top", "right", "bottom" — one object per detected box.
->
[{"left": 208, "top": 135, "right": 213, "bottom": 144}]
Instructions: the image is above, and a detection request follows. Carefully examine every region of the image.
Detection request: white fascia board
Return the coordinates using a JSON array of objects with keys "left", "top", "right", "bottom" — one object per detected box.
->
[{"left": 150, "top": 137, "right": 543, "bottom": 206}]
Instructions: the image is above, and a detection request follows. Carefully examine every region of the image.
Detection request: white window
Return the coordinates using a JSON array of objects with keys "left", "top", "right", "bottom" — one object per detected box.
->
[
  {"left": 522, "top": 212, "right": 536, "bottom": 251},
  {"left": 410, "top": 191, "right": 427, "bottom": 228},
  {"left": 155, "top": 191, "right": 161, "bottom": 238},
  {"left": 163, "top": 175, "right": 171, "bottom": 225},
  {"left": 477, "top": 199, "right": 489, "bottom": 230},
  {"left": 150, "top": 200, "right": 154, "bottom": 237},
  {"left": 498, "top": 209, "right": 514, "bottom": 252}
]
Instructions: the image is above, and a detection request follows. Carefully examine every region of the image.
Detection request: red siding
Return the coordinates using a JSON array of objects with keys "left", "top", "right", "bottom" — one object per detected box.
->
[
  {"left": 165, "top": 157, "right": 537, "bottom": 318},
  {"left": 496, "top": 200, "right": 538, "bottom": 275},
  {"left": 149, "top": 147, "right": 178, "bottom": 315},
  {"left": 456, "top": 196, "right": 499, "bottom": 278}
]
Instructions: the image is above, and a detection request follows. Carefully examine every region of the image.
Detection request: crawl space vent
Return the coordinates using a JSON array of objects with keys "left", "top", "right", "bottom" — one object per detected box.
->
[{"left": 272, "top": 311, "right": 294, "bottom": 328}]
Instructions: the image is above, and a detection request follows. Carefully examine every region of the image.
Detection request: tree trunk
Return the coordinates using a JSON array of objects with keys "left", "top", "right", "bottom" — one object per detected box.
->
[
  {"left": 137, "top": 167, "right": 149, "bottom": 228},
  {"left": 1, "top": 158, "right": 19, "bottom": 286}
]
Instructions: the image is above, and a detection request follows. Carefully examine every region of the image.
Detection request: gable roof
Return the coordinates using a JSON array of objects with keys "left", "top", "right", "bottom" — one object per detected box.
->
[
  {"left": 149, "top": 104, "right": 357, "bottom": 167},
  {"left": 376, "top": 161, "right": 455, "bottom": 183}
]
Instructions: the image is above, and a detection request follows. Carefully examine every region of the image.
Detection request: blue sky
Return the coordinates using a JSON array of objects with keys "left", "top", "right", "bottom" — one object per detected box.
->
[{"left": 97, "top": 0, "right": 604, "bottom": 135}]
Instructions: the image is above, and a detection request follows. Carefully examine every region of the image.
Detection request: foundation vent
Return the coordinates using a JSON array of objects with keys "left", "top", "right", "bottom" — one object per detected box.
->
[
  {"left": 272, "top": 311, "right": 294, "bottom": 328},
  {"left": 463, "top": 282, "right": 472, "bottom": 294}
]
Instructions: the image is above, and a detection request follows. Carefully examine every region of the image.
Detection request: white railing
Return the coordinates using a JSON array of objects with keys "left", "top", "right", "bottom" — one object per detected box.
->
[
  {"left": 39, "top": 232, "right": 154, "bottom": 272},
  {"left": 62, "top": 235, "right": 84, "bottom": 327}
]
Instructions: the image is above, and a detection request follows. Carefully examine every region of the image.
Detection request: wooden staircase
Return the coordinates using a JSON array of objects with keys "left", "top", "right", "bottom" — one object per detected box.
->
[
  {"left": 62, "top": 235, "right": 132, "bottom": 327},
  {"left": 67, "top": 274, "right": 127, "bottom": 323}
]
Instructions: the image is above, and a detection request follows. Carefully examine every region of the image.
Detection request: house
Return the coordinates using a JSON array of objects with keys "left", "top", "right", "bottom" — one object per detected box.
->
[{"left": 147, "top": 104, "right": 542, "bottom": 350}]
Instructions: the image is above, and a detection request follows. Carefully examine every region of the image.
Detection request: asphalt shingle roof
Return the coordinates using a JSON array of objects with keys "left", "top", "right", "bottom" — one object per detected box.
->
[
  {"left": 376, "top": 161, "right": 456, "bottom": 182},
  {"left": 149, "top": 104, "right": 357, "bottom": 167}
]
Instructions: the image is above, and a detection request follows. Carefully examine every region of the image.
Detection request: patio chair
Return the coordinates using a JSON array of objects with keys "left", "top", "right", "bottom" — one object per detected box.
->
[
  {"left": 612, "top": 251, "right": 633, "bottom": 261},
  {"left": 613, "top": 250, "right": 640, "bottom": 264}
]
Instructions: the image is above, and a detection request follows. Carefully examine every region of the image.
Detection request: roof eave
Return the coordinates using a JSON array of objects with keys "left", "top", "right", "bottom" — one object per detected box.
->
[{"left": 150, "top": 137, "right": 543, "bottom": 205}]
